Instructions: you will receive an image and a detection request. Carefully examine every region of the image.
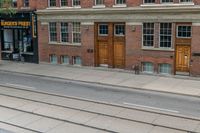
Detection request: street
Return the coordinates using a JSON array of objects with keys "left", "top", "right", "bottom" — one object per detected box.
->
[{"left": 0, "top": 71, "right": 200, "bottom": 118}]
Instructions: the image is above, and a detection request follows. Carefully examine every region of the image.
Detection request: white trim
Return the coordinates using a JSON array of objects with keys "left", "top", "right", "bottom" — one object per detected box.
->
[
  {"left": 176, "top": 25, "right": 192, "bottom": 38},
  {"left": 192, "top": 23, "right": 200, "bottom": 26},
  {"left": 159, "top": 22, "right": 173, "bottom": 49},
  {"left": 114, "top": 24, "right": 125, "bottom": 36},
  {"left": 142, "top": 22, "right": 155, "bottom": 48},
  {"left": 126, "top": 22, "right": 142, "bottom": 25},
  {"left": 92, "top": 5, "right": 106, "bottom": 8},
  {"left": 81, "top": 22, "right": 94, "bottom": 25},
  {"left": 113, "top": 4, "right": 127, "bottom": 8},
  {"left": 41, "top": 22, "right": 48, "bottom": 25},
  {"left": 142, "top": 47, "right": 174, "bottom": 51},
  {"left": 98, "top": 24, "right": 109, "bottom": 36}
]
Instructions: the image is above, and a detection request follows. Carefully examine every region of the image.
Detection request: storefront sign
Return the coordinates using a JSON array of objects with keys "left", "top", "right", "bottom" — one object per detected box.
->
[{"left": 0, "top": 21, "right": 31, "bottom": 28}]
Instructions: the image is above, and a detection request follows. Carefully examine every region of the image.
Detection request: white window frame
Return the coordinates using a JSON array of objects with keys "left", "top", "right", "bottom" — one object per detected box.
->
[
  {"left": 176, "top": 25, "right": 192, "bottom": 38},
  {"left": 142, "top": 23, "right": 155, "bottom": 48},
  {"left": 73, "top": 56, "right": 82, "bottom": 66},
  {"left": 72, "top": 22, "right": 81, "bottom": 44},
  {"left": 179, "top": 0, "right": 193, "bottom": 3},
  {"left": 60, "top": 0, "right": 68, "bottom": 7},
  {"left": 143, "top": 0, "right": 155, "bottom": 4},
  {"left": 159, "top": 63, "right": 171, "bottom": 74},
  {"left": 114, "top": 24, "right": 125, "bottom": 36},
  {"left": 98, "top": 24, "right": 109, "bottom": 36},
  {"left": 115, "top": 0, "right": 126, "bottom": 5},
  {"left": 159, "top": 23, "right": 172, "bottom": 49},
  {"left": 49, "top": 22, "right": 57, "bottom": 42},
  {"left": 50, "top": 54, "right": 57, "bottom": 64},
  {"left": 48, "top": 0, "right": 56, "bottom": 7},
  {"left": 60, "top": 55, "right": 69, "bottom": 65},
  {"left": 60, "top": 22, "right": 69, "bottom": 43},
  {"left": 72, "top": 0, "right": 81, "bottom": 7},
  {"left": 160, "top": 0, "right": 173, "bottom": 3},
  {"left": 142, "top": 62, "right": 154, "bottom": 73}
]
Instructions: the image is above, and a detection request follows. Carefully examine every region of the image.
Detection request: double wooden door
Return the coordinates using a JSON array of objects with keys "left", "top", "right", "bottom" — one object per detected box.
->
[
  {"left": 95, "top": 23, "right": 125, "bottom": 68},
  {"left": 176, "top": 45, "right": 191, "bottom": 72}
]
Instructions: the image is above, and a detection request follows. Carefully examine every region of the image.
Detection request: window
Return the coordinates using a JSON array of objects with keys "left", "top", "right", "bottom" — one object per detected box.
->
[
  {"left": 73, "top": 0, "right": 80, "bottom": 6},
  {"left": 115, "top": 24, "right": 125, "bottom": 36},
  {"left": 61, "top": 55, "right": 69, "bottom": 64},
  {"left": 159, "top": 64, "right": 171, "bottom": 74},
  {"left": 142, "top": 62, "right": 154, "bottom": 73},
  {"left": 161, "top": 0, "right": 173, "bottom": 3},
  {"left": 116, "top": 0, "right": 126, "bottom": 4},
  {"left": 61, "top": 22, "right": 69, "bottom": 42},
  {"left": 160, "top": 23, "right": 172, "bottom": 48},
  {"left": 99, "top": 24, "right": 108, "bottom": 36},
  {"left": 49, "top": 0, "right": 56, "bottom": 7},
  {"left": 144, "top": 0, "right": 155, "bottom": 3},
  {"left": 61, "top": 0, "right": 68, "bottom": 6},
  {"left": 143, "top": 23, "right": 154, "bottom": 47},
  {"left": 72, "top": 22, "right": 81, "bottom": 43},
  {"left": 50, "top": 54, "right": 57, "bottom": 64},
  {"left": 180, "top": 0, "right": 192, "bottom": 2},
  {"left": 12, "top": 0, "right": 17, "bottom": 7},
  {"left": 23, "top": 0, "right": 29, "bottom": 7},
  {"left": 49, "top": 22, "right": 57, "bottom": 42},
  {"left": 95, "top": 0, "right": 104, "bottom": 5},
  {"left": 177, "top": 26, "right": 191, "bottom": 38},
  {"left": 73, "top": 56, "right": 81, "bottom": 65}
]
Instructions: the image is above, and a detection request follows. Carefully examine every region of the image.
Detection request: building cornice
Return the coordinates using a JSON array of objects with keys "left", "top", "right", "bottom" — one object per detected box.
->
[
  {"left": 37, "top": 6, "right": 200, "bottom": 15},
  {"left": 36, "top": 6, "right": 200, "bottom": 22}
]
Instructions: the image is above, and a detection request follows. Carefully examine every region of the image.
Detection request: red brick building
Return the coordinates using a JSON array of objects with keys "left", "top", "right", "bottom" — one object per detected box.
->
[{"left": 13, "top": 0, "right": 200, "bottom": 76}]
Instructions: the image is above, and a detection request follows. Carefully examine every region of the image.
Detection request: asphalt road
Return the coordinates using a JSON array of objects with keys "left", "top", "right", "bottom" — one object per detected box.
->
[{"left": 0, "top": 71, "right": 200, "bottom": 118}]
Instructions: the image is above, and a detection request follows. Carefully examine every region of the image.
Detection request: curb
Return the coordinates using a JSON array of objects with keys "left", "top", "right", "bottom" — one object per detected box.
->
[{"left": 0, "top": 70, "right": 200, "bottom": 99}]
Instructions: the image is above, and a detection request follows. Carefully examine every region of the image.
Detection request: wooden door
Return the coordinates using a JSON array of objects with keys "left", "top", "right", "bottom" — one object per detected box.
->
[
  {"left": 176, "top": 45, "right": 190, "bottom": 72},
  {"left": 98, "top": 42, "right": 108, "bottom": 66},
  {"left": 114, "top": 42, "right": 125, "bottom": 68}
]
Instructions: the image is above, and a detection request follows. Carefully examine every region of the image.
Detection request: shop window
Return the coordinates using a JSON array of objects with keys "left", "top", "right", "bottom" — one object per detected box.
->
[
  {"left": 49, "top": 0, "right": 56, "bottom": 7},
  {"left": 61, "top": 22, "right": 69, "bottom": 42},
  {"left": 73, "top": 56, "right": 81, "bottom": 65},
  {"left": 177, "top": 26, "right": 191, "bottom": 38},
  {"left": 142, "top": 62, "right": 154, "bottom": 73},
  {"left": 61, "top": 55, "right": 69, "bottom": 64},
  {"left": 73, "top": 0, "right": 80, "bottom": 6},
  {"left": 144, "top": 0, "right": 155, "bottom": 3},
  {"left": 95, "top": 0, "right": 104, "bottom": 5},
  {"left": 49, "top": 22, "right": 57, "bottom": 42},
  {"left": 143, "top": 23, "right": 154, "bottom": 47},
  {"left": 61, "top": 0, "right": 68, "bottom": 6},
  {"left": 161, "top": 0, "right": 173, "bottom": 3},
  {"left": 22, "top": 29, "right": 33, "bottom": 52},
  {"left": 72, "top": 22, "right": 81, "bottom": 43},
  {"left": 50, "top": 54, "right": 57, "bottom": 64},
  {"left": 115, "top": 24, "right": 125, "bottom": 36},
  {"left": 159, "top": 64, "right": 171, "bottom": 74},
  {"left": 116, "top": 0, "right": 126, "bottom": 4},
  {"left": 160, "top": 23, "right": 172, "bottom": 48},
  {"left": 98, "top": 24, "right": 108, "bottom": 36}
]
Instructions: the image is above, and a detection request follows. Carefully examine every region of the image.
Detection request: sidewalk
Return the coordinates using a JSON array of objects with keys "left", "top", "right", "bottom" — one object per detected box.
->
[{"left": 0, "top": 61, "right": 200, "bottom": 97}]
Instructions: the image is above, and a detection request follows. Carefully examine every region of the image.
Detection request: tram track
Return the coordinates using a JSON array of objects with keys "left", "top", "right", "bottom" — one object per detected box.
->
[{"left": 0, "top": 84, "right": 199, "bottom": 133}]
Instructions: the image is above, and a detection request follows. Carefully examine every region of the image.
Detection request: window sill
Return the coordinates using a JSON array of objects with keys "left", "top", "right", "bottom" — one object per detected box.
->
[
  {"left": 92, "top": 5, "right": 106, "bottom": 8},
  {"left": 72, "top": 6, "right": 81, "bottom": 8},
  {"left": 142, "top": 47, "right": 174, "bottom": 51},
  {"left": 140, "top": 3, "right": 194, "bottom": 7},
  {"left": 112, "top": 4, "right": 127, "bottom": 8},
  {"left": 49, "top": 42, "right": 81, "bottom": 46}
]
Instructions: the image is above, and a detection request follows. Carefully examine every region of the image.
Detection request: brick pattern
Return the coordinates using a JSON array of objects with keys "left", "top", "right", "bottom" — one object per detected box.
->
[
  {"left": 191, "top": 25, "right": 200, "bottom": 76},
  {"left": 33, "top": 0, "right": 200, "bottom": 76}
]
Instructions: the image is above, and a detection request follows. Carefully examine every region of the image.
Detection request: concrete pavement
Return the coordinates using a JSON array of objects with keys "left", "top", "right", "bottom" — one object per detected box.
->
[{"left": 0, "top": 61, "right": 200, "bottom": 97}]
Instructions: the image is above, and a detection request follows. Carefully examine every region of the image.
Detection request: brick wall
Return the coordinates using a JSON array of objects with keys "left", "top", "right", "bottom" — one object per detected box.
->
[{"left": 191, "top": 25, "right": 200, "bottom": 76}]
